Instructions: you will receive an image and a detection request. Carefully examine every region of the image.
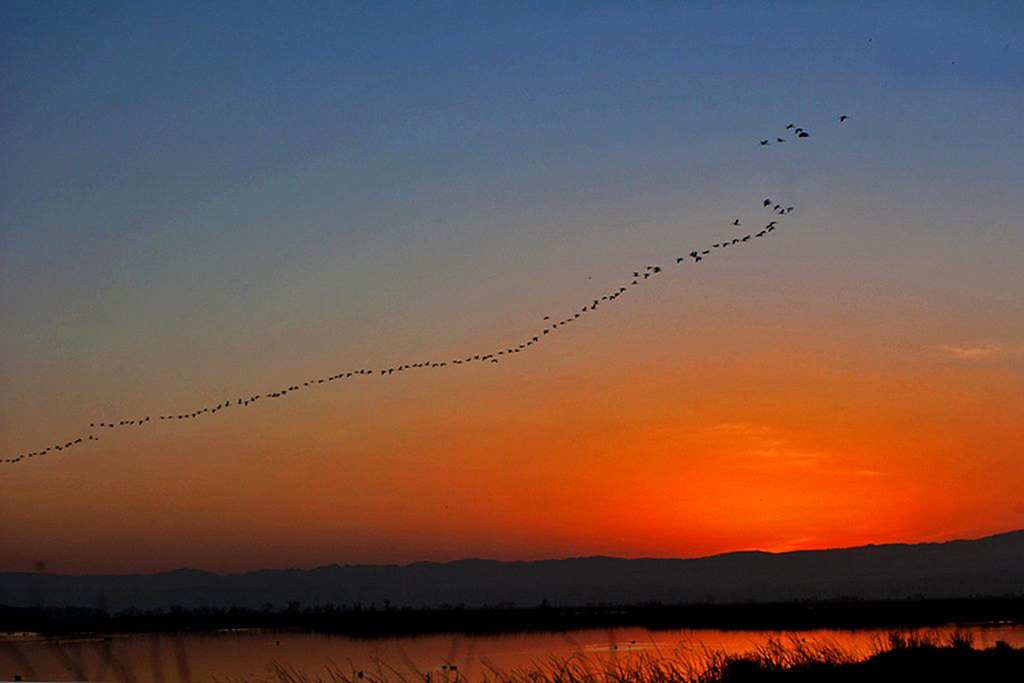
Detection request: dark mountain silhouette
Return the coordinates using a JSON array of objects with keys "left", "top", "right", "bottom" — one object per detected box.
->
[{"left": 2, "top": 530, "right": 1022, "bottom": 612}]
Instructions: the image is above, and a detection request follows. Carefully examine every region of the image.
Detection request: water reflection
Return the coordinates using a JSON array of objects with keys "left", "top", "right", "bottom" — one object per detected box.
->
[{"left": 3, "top": 623, "right": 1024, "bottom": 683}]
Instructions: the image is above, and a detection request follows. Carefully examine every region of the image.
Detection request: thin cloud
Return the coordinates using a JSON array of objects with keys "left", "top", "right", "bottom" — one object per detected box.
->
[
  {"left": 712, "top": 422, "right": 882, "bottom": 477},
  {"left": 712, "top": 422, "right": 769, "bottom": 435},
  {"left": 753, "top": 446, "right": 822, "bottom": 459},
  {"left": 936, "top": 342, "right": 1003, "bottom": 360},
  {"left": 712, "top": 423, "right": 822, "bottom": 460}
]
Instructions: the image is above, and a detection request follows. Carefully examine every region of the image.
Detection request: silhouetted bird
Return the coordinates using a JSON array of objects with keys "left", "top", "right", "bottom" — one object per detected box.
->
[
  {"left": 798, "top": 131, "right": 809, "bottom": 138},
  {"left": 763, "top": 199, "right": 772, "bottom": 207},
  {"left": 839, "top": 115, "right": 848, "bottom": 122},
  {"left": 777, "top": 137, "right": 785, "bottom": 143},
  {"left": 733, "top": 219, "right": 740, "bottom": 226}
]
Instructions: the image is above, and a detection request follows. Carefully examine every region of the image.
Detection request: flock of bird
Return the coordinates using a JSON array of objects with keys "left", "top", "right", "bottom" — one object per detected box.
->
[
  {"left": 2, "top": 115, "right": 849, "bottom": 466},
  {"left": 758, "top": 116, "right": 846, "bottom": 146}
]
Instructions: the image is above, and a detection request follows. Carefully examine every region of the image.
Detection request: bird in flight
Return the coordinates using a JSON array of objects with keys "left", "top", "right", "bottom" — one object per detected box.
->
[
  {"left": 776, "top": 137, "right": 786, "bottom": 143},
  {"left": 732, "top": 219, "right": 741, "bottom": 226},
  {"left": 839, "top": 115, "right": 848, "bottom": 122},
  {"left": 760, "top": 139, "right": 769, "bottom": 145},
  {"left": 763, "top": 199, "right": 772, "bottom": 207},
  {"left": 797, "top": 131, "right": 809, "bottom": 138}
]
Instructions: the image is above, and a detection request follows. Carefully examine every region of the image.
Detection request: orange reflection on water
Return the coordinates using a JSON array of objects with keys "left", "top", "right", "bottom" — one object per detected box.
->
[{"left": 4, "top": 624, "right": 1024, "bottom": 683}]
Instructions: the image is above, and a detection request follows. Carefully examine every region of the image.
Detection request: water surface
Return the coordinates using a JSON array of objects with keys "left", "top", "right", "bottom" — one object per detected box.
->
[{"left": 4, "top": 623, "right": 1024, "bottom": 683}]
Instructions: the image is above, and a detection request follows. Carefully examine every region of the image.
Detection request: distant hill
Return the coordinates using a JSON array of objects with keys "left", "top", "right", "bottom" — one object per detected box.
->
[{"left": 2, "top": 530, "right": 1022, "bottom": 612}]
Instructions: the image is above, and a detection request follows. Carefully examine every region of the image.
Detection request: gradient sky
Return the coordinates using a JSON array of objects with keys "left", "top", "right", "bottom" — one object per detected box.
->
[{"left": 2, "top": 1, "right": 1023, "bottom": 574}]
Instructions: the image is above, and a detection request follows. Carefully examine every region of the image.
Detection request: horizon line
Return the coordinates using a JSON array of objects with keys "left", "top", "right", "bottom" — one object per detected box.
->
[{"left": 7, "top": 527, "right": 1021, "bottom": 578}]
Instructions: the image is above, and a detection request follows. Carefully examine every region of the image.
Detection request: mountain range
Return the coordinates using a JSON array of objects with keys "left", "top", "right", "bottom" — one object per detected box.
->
[{"left": 2, "top": 530, "right": 1022, "bottom": 612}]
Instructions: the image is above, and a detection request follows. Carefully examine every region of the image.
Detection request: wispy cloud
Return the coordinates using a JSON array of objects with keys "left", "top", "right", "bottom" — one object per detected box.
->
[
  {"left": 934, "top": 341, "right": 1024, "bottom": 362},
  {"left": 753, "top": 447, "right": 822, "bottom": 459},
  {"left": 936, "top": 342, "right": 1004, "bottom": 360},
  {"left": 712, "top": 422, "right": 769, "bottom": 436},
  {"left": 710, "top": 424, "right": 821, "bottom": 461},
  {"left": 709, "top": 423, "right": 882, "bottom": 476}
]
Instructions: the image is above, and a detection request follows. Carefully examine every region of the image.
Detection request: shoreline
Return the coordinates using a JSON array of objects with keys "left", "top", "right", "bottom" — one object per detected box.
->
[{"left": 3, "top": 597, "right": 1023, "bottom": 638}]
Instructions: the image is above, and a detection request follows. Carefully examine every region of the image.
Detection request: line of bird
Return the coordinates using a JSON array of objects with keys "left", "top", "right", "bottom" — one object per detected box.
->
[
  {"left": 2, "top": 205, "right": 790, "bottom": 466},
  {"left": 3, "top": 116, "right": 848, "bottom": 466}
]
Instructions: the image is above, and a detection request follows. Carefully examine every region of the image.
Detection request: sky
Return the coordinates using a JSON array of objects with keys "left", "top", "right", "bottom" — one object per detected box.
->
[{"left": 1, "top": 1, "right": 1023, "bottom": 574}]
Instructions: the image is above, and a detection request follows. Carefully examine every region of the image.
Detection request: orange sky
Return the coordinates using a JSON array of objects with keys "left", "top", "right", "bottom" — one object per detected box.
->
[
  {"left": 3, "top": 261, "right": 1022, "bottom": 573},
  {"left": 2, "top": 2, "right": 1023, "bottom": 574}
]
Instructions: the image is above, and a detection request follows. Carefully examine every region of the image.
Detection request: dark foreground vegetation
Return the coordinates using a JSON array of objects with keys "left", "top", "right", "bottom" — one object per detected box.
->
[
  {"left": 2, "top": 596, "right": 1023, "bottom": 637},
  {"left": 263, "top": 633, "right": 1022, "bottom": 683}
]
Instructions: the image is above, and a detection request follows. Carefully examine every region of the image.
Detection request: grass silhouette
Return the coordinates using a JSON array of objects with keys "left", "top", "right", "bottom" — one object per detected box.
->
[{"left": 242, "top": 632, "right": 1021, "bottom": 683}]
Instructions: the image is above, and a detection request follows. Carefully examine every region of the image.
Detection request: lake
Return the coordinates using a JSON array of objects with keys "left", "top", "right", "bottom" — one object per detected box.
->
[{"left": 4, "top": 623, "right": 1024, "bottom": 683}]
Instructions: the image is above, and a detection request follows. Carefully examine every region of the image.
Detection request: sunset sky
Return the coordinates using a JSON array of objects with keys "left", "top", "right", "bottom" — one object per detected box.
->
[{"left": 2, "top": 1, "right": 1023, "bottom": 574}]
